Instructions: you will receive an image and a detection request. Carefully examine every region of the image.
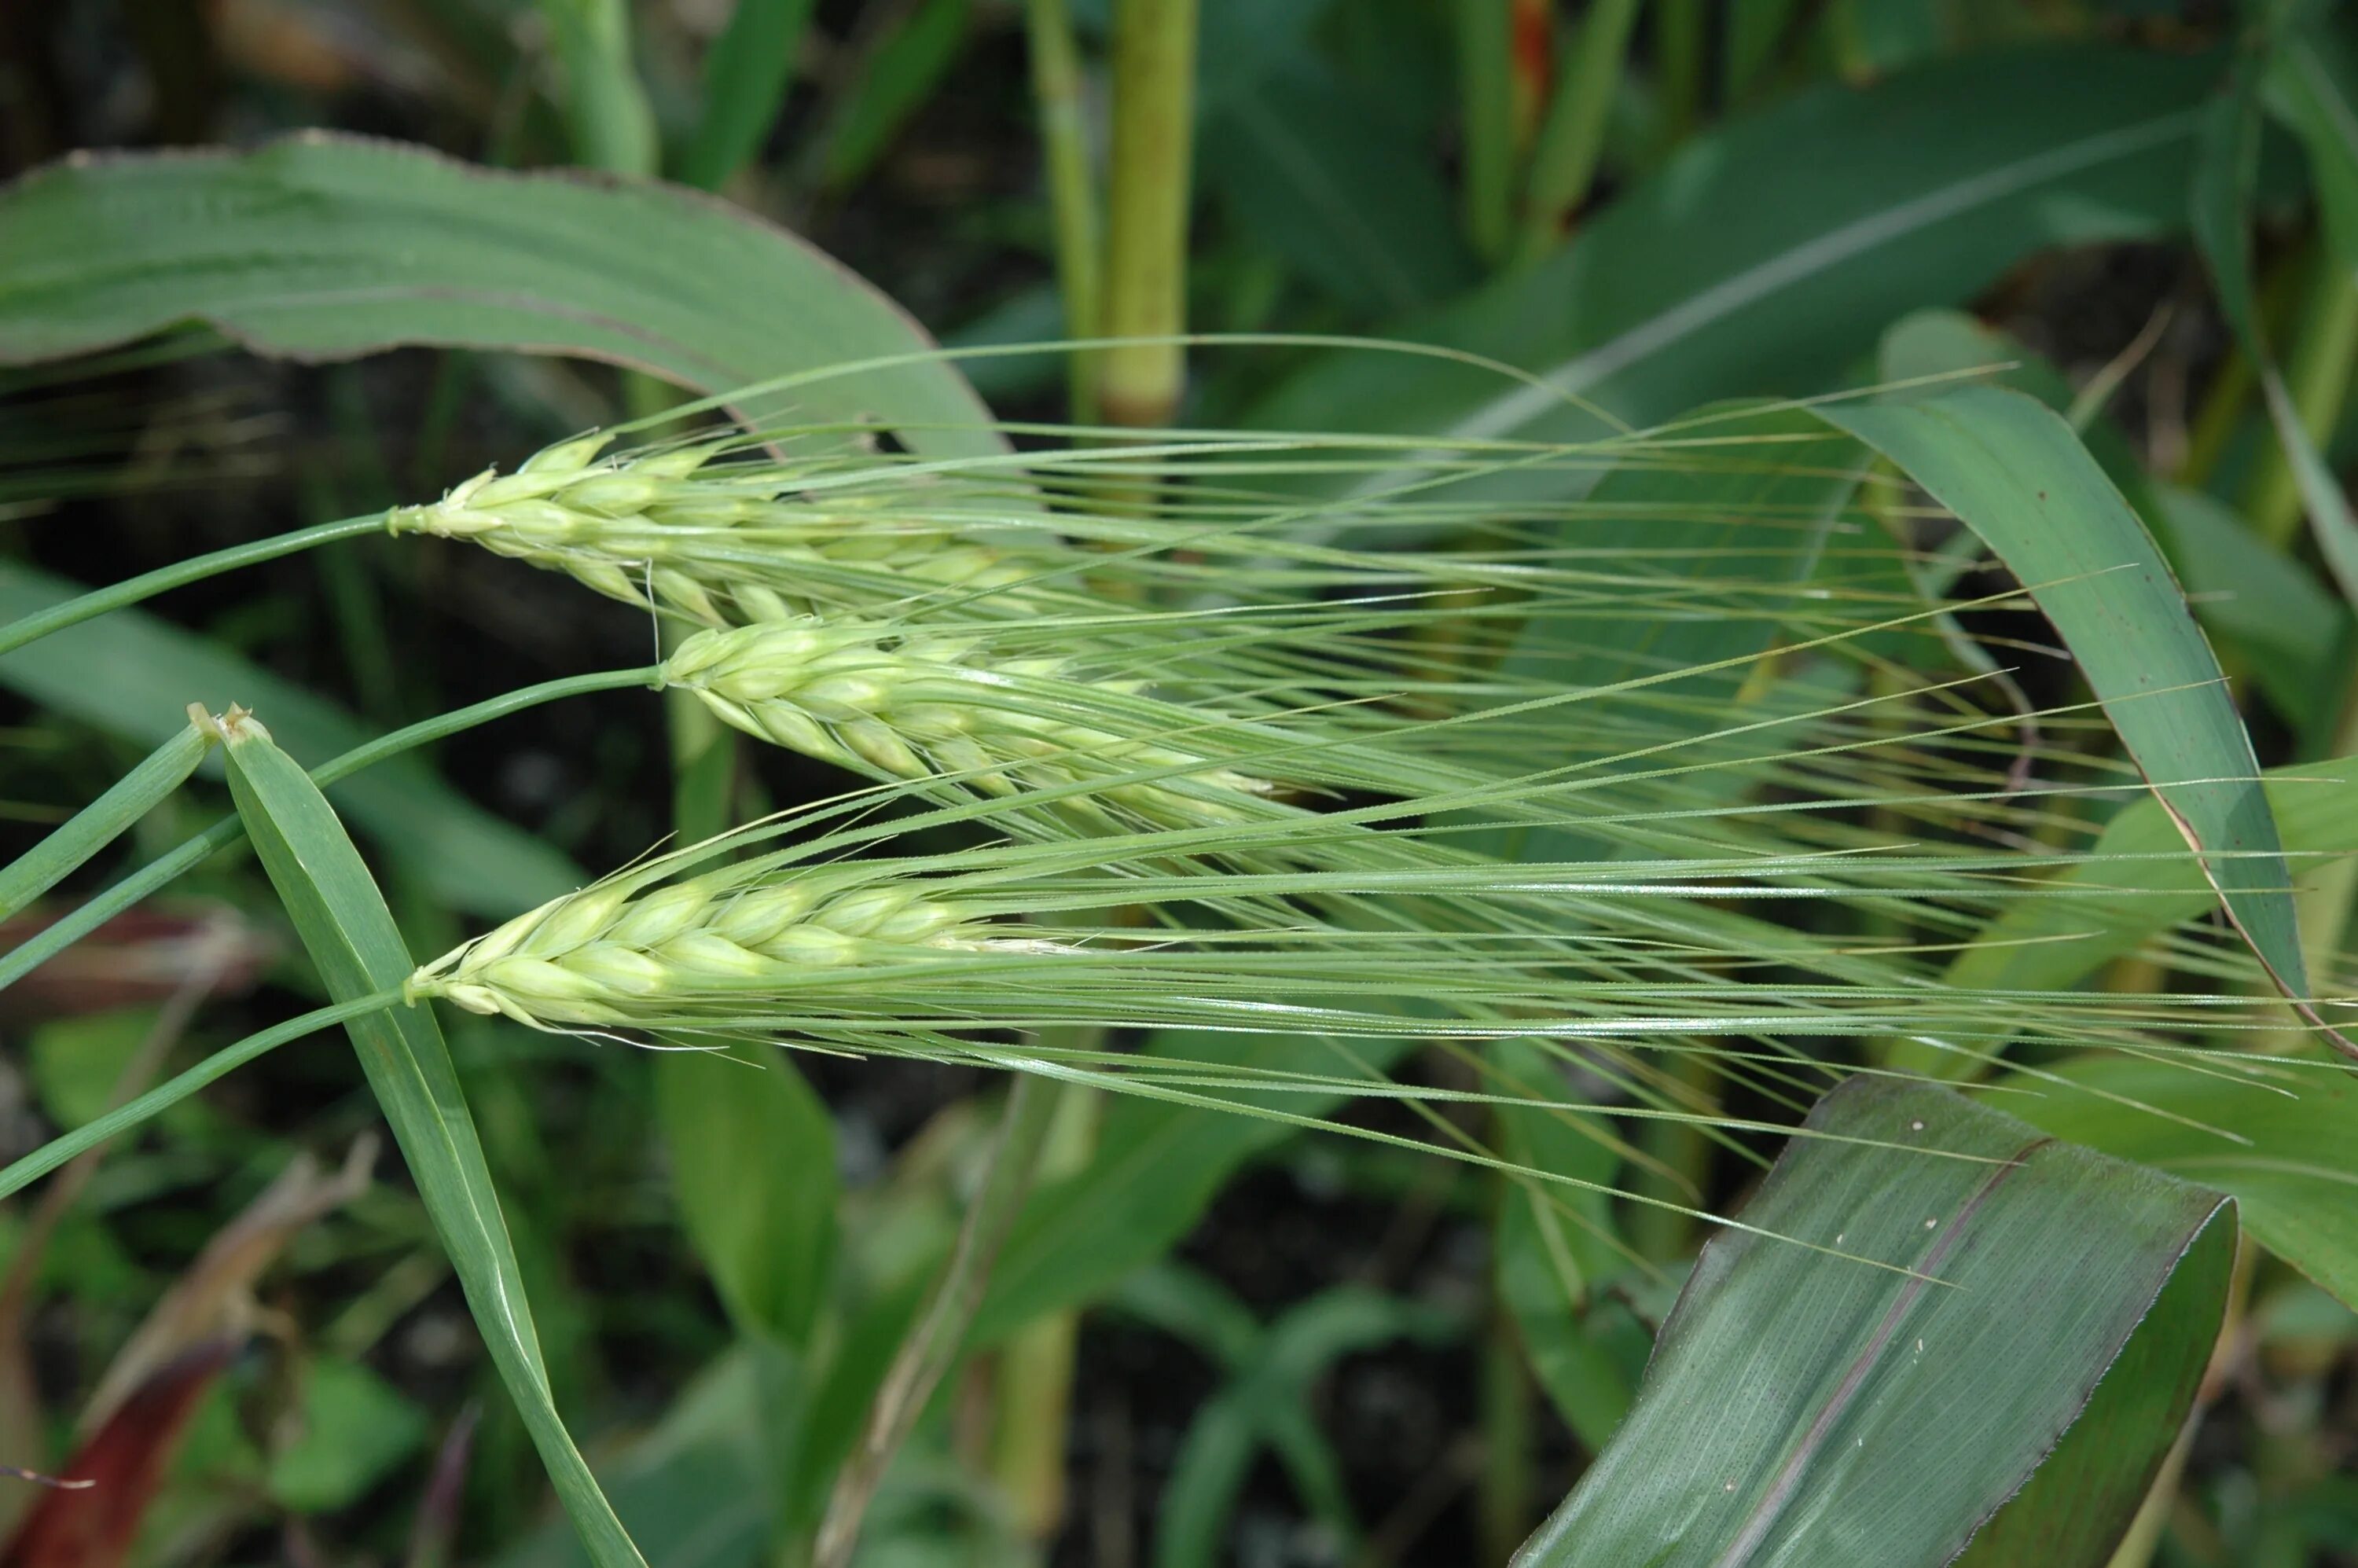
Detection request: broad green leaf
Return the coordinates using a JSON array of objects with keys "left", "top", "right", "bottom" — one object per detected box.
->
[
  {"left": 0, "top": 134, "right": 999, "bottom": 454},
  {"left": 219, "top": 720, "right": 644, "bottom": 1568},
  {"left": 2154, "top": 483, "right": 2345, "bottom": 731},
  {"left": 1515, "top": 1078, "right": 2235, "bottom": 1568},
  {"left": 1199, "top": 53, "right": 1478, "bottom": 314},
  {"left": 0, "top": 560, "right": 582, "bottom": 918},
  {"left": 1820, "top": 387, "right": 2312, "bottom": 1009},
  {"left": 1952, "top": 757, "right": 2358, "bottom": 997},
  {"left": 2008, "top": 1053, "right": 2358, "bottom": 1311},
  {"left": 0, "top": 721, "right": 208, "bottom": 919},
  {"left": 655, "top": 1041, "right": 839, "bottom": 1346},
  {"left": 1949, "top": 1173, "right": 2228, "bottom": 1567},
  {"left": 1251, "top": 46, "right": 2213, "bottom": 463}
]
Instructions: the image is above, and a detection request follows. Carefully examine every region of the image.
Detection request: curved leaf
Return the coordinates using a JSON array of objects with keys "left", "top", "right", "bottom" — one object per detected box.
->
[
  {"left": 0, "top": 134, "right": 1000, "bottom": 454},
  {"left": 1820, "top": 386, "right": 2323, "bottom": 1040},
  {"left": 1515, "top": 1078, "right": 2235, "bottom": 1568},
  {"left": 1251, "top": 46, "right": 2214, "bottom": 459},
  {"left": 221, "top": 719, "right": 644, "bottom": 1567}
]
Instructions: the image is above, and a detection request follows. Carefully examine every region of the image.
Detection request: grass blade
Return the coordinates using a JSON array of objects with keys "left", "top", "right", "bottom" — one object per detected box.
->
[
  {"left": 676, "top": 0, "right": 817, "bottom": 190},
  {"left": 0, "top": 560, "right": 585, "bottom": 917},
  {"left": 0, "top": 670, "right": 652, "bottom": 999},
  {"left": 1821, "top": 385, "right": 2325, "bottom": 1034},
  {"left": 216, "top": 713, "right": 646, "bottom": 1568},
  {"left": 0, "top": 996, "right": 391, "bottom": 1203},
  {"left": 0, "top": 720, "right": 210, "bottom": 920}
]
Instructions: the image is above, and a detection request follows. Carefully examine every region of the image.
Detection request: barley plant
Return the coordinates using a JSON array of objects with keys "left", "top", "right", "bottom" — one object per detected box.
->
[{"left": 2, "top": 6, "right": 2356, "bottom": 1568}]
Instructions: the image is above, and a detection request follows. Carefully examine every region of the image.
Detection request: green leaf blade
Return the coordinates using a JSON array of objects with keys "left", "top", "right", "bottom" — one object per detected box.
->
[
  {"left": 1819, "top": 386, "right": 2313, "bottom": 1010},
  {"left": 0, "top": 134, "right": 999, "bottom": 455},
  {"left": 219, "top": 720, "right": 646, "bottom": 1568},
  {"left": 1515, "top": 1078, "right": 2235, "bottom": 1568},
  {"left": 0, "top": 720, "right": 208, "bottom": 920}
]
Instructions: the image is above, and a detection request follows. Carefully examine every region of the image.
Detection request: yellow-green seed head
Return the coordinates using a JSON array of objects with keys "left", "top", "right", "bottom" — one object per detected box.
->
[
  {"left": 386, "top": 435, "right": 1044, "bottom": 626},
  {"left": 406, "top": 864, "right": 1021, "bottom": 1030},
  {"left": 661, "top": 619, "right": 1274, "bottom": 829}
]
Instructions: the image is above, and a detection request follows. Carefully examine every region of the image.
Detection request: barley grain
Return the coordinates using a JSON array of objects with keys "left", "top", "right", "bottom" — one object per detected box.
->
[
  {"left": 661, "top": 619, "right": 1272, "bottom": 828},
  {"left": 406, "top": 862, "right": 1031, "bottom": 1030}
]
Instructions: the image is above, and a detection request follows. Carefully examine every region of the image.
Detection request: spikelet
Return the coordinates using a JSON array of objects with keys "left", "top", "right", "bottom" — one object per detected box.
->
[
  {"left": 405, "top": 857, "right": 1041, "bottom": 1030},
  {"left": 662, "top": 619, "right": 1273, "bottom": 829},
  {"left": 384, "top": 432, "right": 1048, "bottom": 626}
]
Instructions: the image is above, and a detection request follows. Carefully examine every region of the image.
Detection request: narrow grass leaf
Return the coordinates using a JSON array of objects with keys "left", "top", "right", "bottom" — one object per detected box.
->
[
  {"left": 1514, "top": 1078, "right": 2236, "bottom": 1568},
  {"left": 1820, "top": 386, "right": 2316, "bottom": 1018},
  {"left": 676, "top": 0, "right": 817, "bottom": 190},
  {"left": 217, "top": 717, "right": 646, "bottom": 1568},
  {"left": 0, "top": 721, "right": 209, "bottom": 920},
  {"left": 0, "top": 997, "right": 388, "bottom": 1203},
  {"left": 2192, "top": 46, "right": 2358, "bottom": 604},
  {"left": 0, "top": 560, "right": 582, "bottom": 916}
]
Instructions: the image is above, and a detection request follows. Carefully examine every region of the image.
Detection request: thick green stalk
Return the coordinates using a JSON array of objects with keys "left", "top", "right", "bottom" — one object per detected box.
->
[
  {"left": 1096, "top": 0, "right": 1199, "bottom": 428},
  {"left": 1025, "top": 0, "right": 1103, "bottom": 421},
  {"left": 0, "top": 514, "right": 380, "bottom": 659},
  {"left": 813, "top": 1074, "right": 1060, "bottom": 1568},
  {"left": 1456, "top": 0, "right": 1515, "bottom": 262},
  {"left": 0, "top": 668, "right": 657, "bottom": 997},
  {"left": 0, "top": 722, "right": 211, "bottom": 919},
  {"left": 1512, "top": 0, "right": 1640, "bottom": 266},
  {"left": 2242, "top": 254, "right": 2358, "bottom": 550}
]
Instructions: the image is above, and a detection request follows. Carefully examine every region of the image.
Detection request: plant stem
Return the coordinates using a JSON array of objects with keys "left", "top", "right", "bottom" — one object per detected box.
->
[
  {"left": 0, "top": 722, "right": 211, "bottom": 920},
  {"left": 1096, "top": 0, "right": 1198, "bottom": 429},
  {"left": 988, "top": 1074, "right": 1102, "bottom": 1539},
  {"left": 1475, "top": 1294, "right": 1535, "bottom": 1564},
  {"left": 0, "top": 993, "right": 398, "bottom": 1203},
  {"left": 0, "top": 668, "right": 659, "bottom": 996},
  {"left": 1455, "top": 0, "right": 1515, "bottom": 263},
  {"left": 0, "top": 514, "right": 380, "bottom": 658},
  {"left": 1651, "top": 0, "right": 1705, "bottom": 151},
  {"left": 1512, "top": 0, "right": 1640, "bottom": 266},
  {"left": 813, "top": 1074, "right": 1061, "bottom": 1568},
  {"left": 1025, "top": 0, "right": 1103, "bottom": 422},
  {"left": 2242, "top": 252, "right": 2358, "bottom": 549}
]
